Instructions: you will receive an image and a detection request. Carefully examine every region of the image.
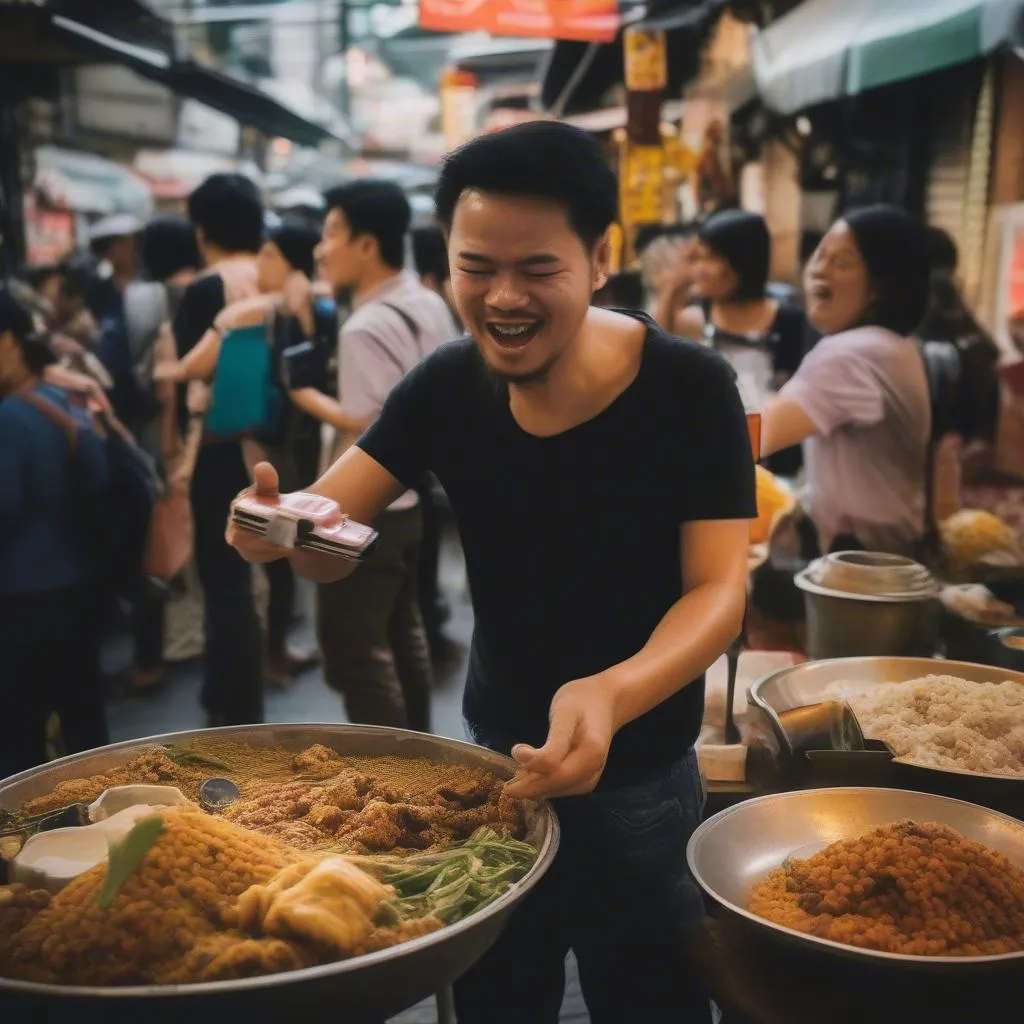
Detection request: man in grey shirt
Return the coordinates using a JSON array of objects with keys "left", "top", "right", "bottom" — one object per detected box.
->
[{"left": 304, "top": 181, "right": 457, "bottom": 730}]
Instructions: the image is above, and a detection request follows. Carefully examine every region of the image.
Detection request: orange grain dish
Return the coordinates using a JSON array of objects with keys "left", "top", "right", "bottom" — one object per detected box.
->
[
  {"left": 0, "top": 808, "right": 443, "bottom": 987},
  {"left": 749, "top": 821, "right": 1024, "bottom": 957}
]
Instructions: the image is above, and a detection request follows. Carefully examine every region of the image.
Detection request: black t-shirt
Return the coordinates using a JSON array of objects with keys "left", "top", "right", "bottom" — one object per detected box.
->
[
  {"left": 359, "top": 318, "right": 756, "bottom": 785},
  {"left": 173, "top": 274, "right": 226, "bottom": 359},
  {"left": 172, "top": 274, "right": 227, "bottom": 439}
]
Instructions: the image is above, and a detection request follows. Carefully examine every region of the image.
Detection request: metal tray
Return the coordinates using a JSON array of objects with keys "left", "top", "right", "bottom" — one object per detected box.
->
[
  {"left": 0, "top": 724, "right": 559, "bottom": 1023},
  {"left": 748, "top": 657, "right": 1024, "bottom": 784},
  {"left": 687, "top": 787, "right": 1024, "bottom": 970}
]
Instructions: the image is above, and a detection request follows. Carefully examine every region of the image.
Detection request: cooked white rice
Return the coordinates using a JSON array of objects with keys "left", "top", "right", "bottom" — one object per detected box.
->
[{"left": 826, "top": 674, "right": 1024, "bottom": 777}]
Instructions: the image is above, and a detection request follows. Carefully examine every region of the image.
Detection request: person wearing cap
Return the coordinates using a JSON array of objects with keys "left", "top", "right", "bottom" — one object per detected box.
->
[{"left": 86, "top": 214, "right": 141, "bottom": 324}]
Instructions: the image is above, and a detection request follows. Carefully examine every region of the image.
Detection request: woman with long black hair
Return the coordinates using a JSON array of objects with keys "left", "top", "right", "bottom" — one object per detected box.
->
[
  {"left": 0, "top": 290, "right": 110, "bottom": 777},
  {"left": 675, "top": 209, "right": 807, "bottom": 475},
  {"left": 761, "top": 204, "right": 933, "bottom": 559}
]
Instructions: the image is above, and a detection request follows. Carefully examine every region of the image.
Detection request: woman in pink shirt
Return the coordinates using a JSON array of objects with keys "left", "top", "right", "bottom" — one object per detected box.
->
[{"left": 755, "top": 206, "right": 932, "bottom": 624}]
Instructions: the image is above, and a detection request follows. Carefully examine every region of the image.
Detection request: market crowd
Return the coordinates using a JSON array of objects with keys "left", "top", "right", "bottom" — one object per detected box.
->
[
  {"left": 0, "top": 128, "right": 1008, "bottom": 788},
  {"left": 1, "top": 173, "right": 459, "bottom": 780},
  {"left": 0, "top": 131, "right": 1008, "bottom": 784},
  {"left": 0, "top": 120, "right": 1015, "bottom": 1022}
]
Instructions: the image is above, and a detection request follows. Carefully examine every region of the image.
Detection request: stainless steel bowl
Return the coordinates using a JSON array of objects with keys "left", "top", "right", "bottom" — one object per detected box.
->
[
  {"left": 687, "top": 787, "right": 1024, "bottom": 970},
  {"left": 0, "top": 724, "right": 560, "bottom": 1022},
  {"left": 749, "top": 657, "right": 1024, "bottom": 783}
]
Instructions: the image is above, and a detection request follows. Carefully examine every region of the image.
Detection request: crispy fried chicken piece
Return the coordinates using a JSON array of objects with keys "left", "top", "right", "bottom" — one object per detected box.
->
[
  {"left": 496, "top": 788, "right": 526, "bottom": 836},
  {"left": 336, "top": 800, "right": 406, "bottom": 852},
  {"left": 305, "top": 805, "right": 349, "bottom": 833},
  {"left": 436, "top": 772, "right": 500, "bottom": 809},
  {"left": 291, "top": 744, "right": 342, "bottom": 773},
  {"left": 320, "top": 777, "right": 368, "bottom": 811}
]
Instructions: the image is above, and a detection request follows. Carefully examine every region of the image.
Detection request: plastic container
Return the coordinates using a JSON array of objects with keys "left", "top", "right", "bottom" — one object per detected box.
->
[{"left": 11, "top": 806, "right": 164, "bottom": 894}]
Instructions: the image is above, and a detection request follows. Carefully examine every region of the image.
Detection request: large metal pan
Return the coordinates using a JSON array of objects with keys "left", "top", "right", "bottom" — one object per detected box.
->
[
  {"left": 0, "top": 724, "right": 560, "bottom": 1023},
  {"left": 687, "top": 787, "right": 1024, "bottom": 972},
  {"left": 748, "top": 657, "right": 1024, "bottom": 812}
]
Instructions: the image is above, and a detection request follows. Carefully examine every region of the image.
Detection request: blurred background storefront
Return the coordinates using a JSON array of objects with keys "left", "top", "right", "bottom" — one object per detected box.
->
[{"left": 2, "top": 0, "right": 1024, "bottom": 363}]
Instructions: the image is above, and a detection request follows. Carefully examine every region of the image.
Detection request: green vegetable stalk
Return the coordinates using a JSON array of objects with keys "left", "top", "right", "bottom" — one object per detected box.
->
[
  {"left": 97, "top": 814, "right": 165, "bottom": 909},
  {"left": 347, "top": 826, "right": 537, "bottom": 925}
]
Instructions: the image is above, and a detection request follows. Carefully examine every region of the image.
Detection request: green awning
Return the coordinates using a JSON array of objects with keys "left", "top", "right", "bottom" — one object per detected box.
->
[{"left": 753, "top": 0, "right": 1024, "bottom": 114}]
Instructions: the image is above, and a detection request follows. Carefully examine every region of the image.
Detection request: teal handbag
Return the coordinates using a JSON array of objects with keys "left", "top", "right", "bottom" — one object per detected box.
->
[{"left": 205, "top": 322, "right": 281, "bottom": 438}]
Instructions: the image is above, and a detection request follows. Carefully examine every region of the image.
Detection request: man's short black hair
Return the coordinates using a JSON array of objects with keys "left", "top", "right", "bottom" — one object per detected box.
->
[
  {"left": 434, "top": 121, "right": 618, "bottom": 249},
  {"left": 412, "top": 224, "right": 449, "bottom": 283},
  {"left": 323, "top": 180, "right": 411, "bottom": 270},
  {"left": 188, "top": 173, "right": 263, "bottom": 254},
  {"left": 142, "top": 215, "right": 200, "bottom": 282}
]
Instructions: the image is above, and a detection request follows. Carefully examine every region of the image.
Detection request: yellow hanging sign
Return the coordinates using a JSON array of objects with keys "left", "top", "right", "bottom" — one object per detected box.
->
[
  {"left": 620, "top": 144, "right": 664, "bottom": 227},
  {"left": 624, "top": 29, "right": 667, "bottom": 92}
]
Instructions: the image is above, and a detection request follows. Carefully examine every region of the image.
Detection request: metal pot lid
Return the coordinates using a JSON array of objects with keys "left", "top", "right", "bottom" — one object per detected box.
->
[{"left": 796, "top": 551, "right": 939, "bottom": 602}]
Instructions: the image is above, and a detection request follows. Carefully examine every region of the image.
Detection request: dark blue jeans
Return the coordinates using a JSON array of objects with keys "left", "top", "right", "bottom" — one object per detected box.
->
[{"left": 456, "top": 722, "right": 711, "bottom": 1024}]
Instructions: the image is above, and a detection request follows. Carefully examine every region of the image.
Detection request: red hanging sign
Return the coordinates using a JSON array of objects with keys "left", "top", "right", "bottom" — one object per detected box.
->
[{"left": 420, "top": 0, "right": 619, "bottom": 43}]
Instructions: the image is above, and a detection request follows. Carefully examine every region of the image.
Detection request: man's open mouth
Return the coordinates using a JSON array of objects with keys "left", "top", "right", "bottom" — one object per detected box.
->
[
  {"left": 808, "top": 282, "right": 833, "bottom": 301},
  {"left": 487, "top": 321, "right": 542, "bottom": 348}
]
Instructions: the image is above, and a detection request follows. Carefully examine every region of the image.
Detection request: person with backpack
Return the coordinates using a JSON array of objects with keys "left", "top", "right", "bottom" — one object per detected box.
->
[
  {"left": 282, "top": 180, "right": 458, "bottom": 731},
  {"left": 158, "top": 219, "right": 328, "bottom": 687},
  {"left": 172, "top": 173, "right": 265, "bottom": 726},
  {"left": 0, "top": 290, "right": 110, "bottom": 778}
]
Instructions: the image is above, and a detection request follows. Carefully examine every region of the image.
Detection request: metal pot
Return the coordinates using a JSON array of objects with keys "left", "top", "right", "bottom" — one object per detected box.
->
[
  {"left": 796, "top": 551, "right": 940, "bottom": 659},
  {"left": 0, "top": 724, "right": 560, "bottom": 1023}
]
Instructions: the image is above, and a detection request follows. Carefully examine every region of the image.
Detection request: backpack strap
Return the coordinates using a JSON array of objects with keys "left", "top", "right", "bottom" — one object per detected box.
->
[
  {"left": 918, "top": 343, "right": 956, "bottom": 564},
  {"left": 381, "top": 301, "right": 424, "bottom": 360},
  {"left": 16, "top": 387, "right": 81, "bottom": 453},
  {"left": 18, "top": 383, "right": 126, "bottom": 447}
]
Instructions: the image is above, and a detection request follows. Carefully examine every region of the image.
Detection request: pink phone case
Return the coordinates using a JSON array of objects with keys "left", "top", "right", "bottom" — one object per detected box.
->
[{"left": 232, "top": 492, "right": 378, "bottom": 559}]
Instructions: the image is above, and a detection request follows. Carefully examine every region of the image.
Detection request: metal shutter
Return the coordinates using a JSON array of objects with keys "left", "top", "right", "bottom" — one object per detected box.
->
[{"left": 925, "top": 62, "right": 994, "bottom": 303}]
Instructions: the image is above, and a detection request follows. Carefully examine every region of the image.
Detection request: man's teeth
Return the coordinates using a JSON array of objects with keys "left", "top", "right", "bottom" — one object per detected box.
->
[{"left": 491, "top": 323, "right": 534, "bottom": 337}]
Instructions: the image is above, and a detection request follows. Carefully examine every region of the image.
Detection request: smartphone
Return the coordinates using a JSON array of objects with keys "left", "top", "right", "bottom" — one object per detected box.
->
[{"left": 232, "top": 491, "right": 378, "bottom": 561}]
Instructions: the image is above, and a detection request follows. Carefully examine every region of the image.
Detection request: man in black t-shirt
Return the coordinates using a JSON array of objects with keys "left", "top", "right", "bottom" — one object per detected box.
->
[
  {"left": 174, "top": 174, "right": 266, "bottom": 725},
  {"left": 229, "top": 122, "right": 754, "bottom": 1023}
]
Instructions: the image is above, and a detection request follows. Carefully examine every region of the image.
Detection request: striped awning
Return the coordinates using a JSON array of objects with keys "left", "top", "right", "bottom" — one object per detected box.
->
[{"left": 753, "top": 0, "right": 1024, "bottom": 114}]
